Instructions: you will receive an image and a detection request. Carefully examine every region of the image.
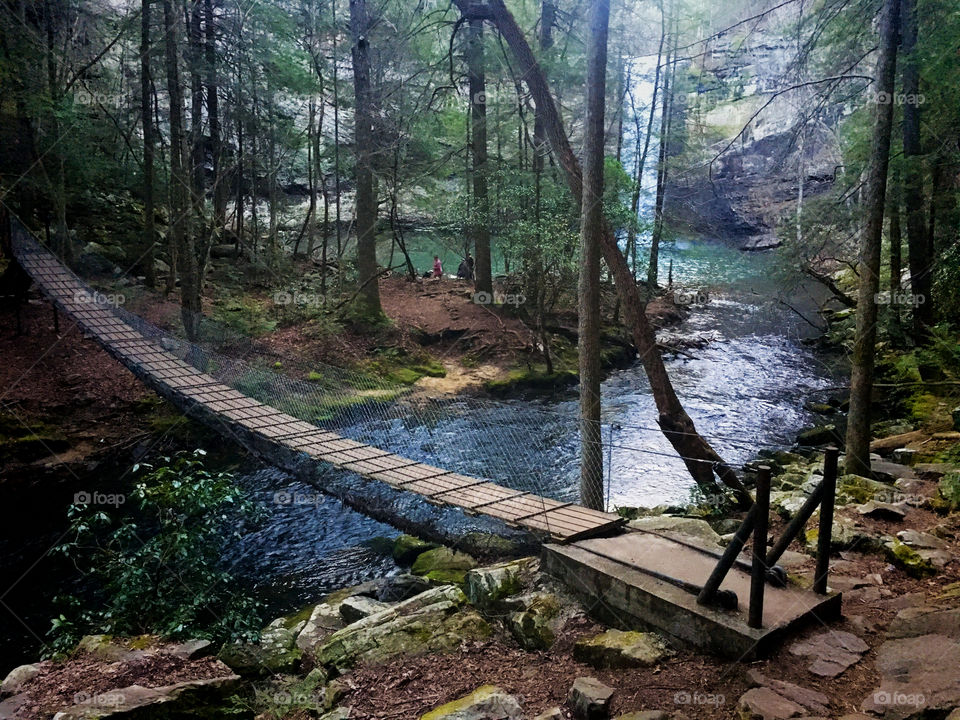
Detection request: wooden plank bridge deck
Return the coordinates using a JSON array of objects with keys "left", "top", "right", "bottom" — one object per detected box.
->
[{"left": 14, "top": 240, "right": 625, "bottom": 544}]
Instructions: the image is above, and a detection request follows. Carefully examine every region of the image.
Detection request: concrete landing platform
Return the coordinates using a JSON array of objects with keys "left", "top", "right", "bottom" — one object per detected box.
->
[{"left": 543, "top": 531, "right": 841, "bottom": 659}]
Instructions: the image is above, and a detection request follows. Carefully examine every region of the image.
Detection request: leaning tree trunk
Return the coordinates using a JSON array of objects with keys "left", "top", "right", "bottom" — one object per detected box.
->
[
  {"left": 845, "top": 0, "right": 900, "bottom": 478},
  {"left": 472, "top": 0, "right": 751, "bottom": 504},
  {"left": 578, "top": 0, "right": 609, "bottom": 511}
]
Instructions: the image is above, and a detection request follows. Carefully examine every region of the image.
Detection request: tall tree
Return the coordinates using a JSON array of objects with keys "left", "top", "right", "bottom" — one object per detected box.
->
[
  {"left": 204, "top": 0, "right": 225, "bottom": 231},
  {"left": 163, "top": 0, "right": 200, "bottom": 339},
  {"left": 579, "top": 0, "right": 609, "bottom": 510},
  {"left": 467, "top": 16, "right": 492, "bottom": 294},
  {"left": 140, "top": 0, "right": 157, "bottom": 287},
  {"left": 350, "top": 0, "right": 383, "bottom": 317},
  {"left": 845, "top": 0, "right": 901, "bottom": 477},
  {"left": 900, "top": 0, "right": 931, "bottom": 335}
]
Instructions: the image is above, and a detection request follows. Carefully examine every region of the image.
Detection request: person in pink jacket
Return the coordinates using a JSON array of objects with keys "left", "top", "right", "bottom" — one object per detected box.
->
[{"left": 432, "top": 255, "right": 443, "bottom": 278}]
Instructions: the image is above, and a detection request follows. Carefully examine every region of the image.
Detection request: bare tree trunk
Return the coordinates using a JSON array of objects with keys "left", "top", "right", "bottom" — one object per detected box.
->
[
  {"left": 476, "top": 0, "right": 750, "bottom": 502},
  {"left": 579, "top": 0, "right": 609, "bottom": 511},
  {"left": 626, "top": 4, "right": 665, "bottom": 280},
  {"left": 648, "top": 3, "right": 676, "bottom": 291},
  {"left": 204, "top": 0, "right": 225, "bottom": 231},
  {"left": 888, "top": 165, "right": 902, "bottom": 305},
  {"left": 900, "top": 0, "right": 931, "bottom": 337},
  {"left": 845, "top": 0, "right": 900, "bottom": 478},
  {"left": 350, "top": 0, "right": 383, "bottom": 316},
  {"left": 467, "top": 16, "right": 493, "bottom": 294},
  {"left": 140, "top": 0, "right": 157, "bottom": 287},
  {"left": 163, "top": 0, "right": 200, "bottom": 339}
]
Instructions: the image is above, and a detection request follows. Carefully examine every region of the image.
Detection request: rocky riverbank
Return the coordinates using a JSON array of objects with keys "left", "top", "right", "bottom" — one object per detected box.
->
[{"left": 4, "top": 449, "right": 959, "bottom": 720}]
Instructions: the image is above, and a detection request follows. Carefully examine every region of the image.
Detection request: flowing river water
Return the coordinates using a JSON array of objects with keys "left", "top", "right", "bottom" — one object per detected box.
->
[{"left": 218, "top": 235, "right": 845, "bottom": 615}]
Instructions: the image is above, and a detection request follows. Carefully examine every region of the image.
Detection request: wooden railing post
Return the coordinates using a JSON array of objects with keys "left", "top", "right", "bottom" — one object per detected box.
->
[
  {"left": 814, "top": 446, "right": 839, "bottom": 594},
  {"left": 748, "top": 465, "right": 771, "bottom": 628}
]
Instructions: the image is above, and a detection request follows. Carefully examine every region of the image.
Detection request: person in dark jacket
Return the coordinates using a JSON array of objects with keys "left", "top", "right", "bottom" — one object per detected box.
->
[{"left": 456, "top": 251, "right": 475, "bottom": 280}]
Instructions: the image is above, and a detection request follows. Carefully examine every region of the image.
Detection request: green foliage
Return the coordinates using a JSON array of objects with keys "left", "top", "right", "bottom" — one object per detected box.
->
[
  {"left": 47, "top": 451, "right": 262, "bottom": 656},
  {"left": 917, "top": 324, "right": 960, "bottom": 378}
]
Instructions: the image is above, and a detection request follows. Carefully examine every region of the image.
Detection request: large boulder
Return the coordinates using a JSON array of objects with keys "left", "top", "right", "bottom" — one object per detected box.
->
[
  {"left": 835, "top": 474, "right": 892, "bottom": 505},
  {"left": 218, "top": 621, "right": 303, "bottom": 676},
  {"left": 464, "top": 557, "right": 537, "bottom": 613},
  {"left": 419, "top": 685, "right": 524, "bottom": 720},
  {"left": 1, "top": 664, "right": 41, "bottom": 697},
  {"left": 315, "top": 586, "right": 490, "bottom": 670},
  {"left": 804, "top": 517, "right": 880, "bottom": 554},
  {"left": 573, "top": 630, "right": 672, "bottom": 669},
  {"left": 505, "top": 592, "right": 562, "bottom": 651},
  {"left": 296, "top": 602, "right": 344, "bottom": 651},
  {"left": 412, "top": 547, "right": 478, "bottom": 584}
]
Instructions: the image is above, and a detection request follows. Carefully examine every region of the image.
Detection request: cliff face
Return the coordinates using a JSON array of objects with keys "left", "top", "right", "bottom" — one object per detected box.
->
[{"left": 663, "top": 19, "right": 846, "bottom": 249}]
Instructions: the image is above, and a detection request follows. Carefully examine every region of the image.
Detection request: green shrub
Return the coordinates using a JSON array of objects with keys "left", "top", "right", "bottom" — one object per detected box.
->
[{"left": 47, "top": 451, "right": 262, "bottom": 656}]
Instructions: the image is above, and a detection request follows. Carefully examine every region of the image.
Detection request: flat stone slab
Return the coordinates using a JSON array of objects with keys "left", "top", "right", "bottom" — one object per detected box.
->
[
  {"left": 789, "top": 631, "right": 868, "bottom": 677},
  {"left": 856, "top": 501, "right": 907, "bottom": 521},
  {"left": 542, "top": 532, "right": 841, "bottom": 660}
]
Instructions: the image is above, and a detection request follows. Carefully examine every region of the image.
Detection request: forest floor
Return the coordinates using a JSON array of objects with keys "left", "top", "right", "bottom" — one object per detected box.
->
[{"left": 115, "top": 261, "right": 685, "bottom": 396}]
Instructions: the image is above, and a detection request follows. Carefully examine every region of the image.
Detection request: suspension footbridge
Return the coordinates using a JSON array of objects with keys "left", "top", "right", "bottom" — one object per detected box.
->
[
  {"left": 7, "top": 217, "right": 842, "bottom": 658},
  {"left": 9, "top": 220, "right": 625, "bottom": 544}
]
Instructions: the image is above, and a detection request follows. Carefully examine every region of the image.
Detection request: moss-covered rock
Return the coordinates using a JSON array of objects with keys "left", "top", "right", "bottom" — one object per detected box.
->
[
  {"left": 836, "top": 474, "right": 891, "bottom": 505},
  {"left": 392, "top": 535, "right": 439, "bottom": 566},
  {"left": 411, "top": 547, "right": 477, "bottom": 585},
  {"left": 463, "top": 558, "right": 536, "bottom": 614},
  {"left": 796, "top": 424, "right": 840, "bottom": 446},
  {"left": 883, "top": 539, "right": 938, "bottom": 578},
  {"left": 315, "top": 586, "right": 490, "bottom": 670},
  {"left": 804, "top": 517, "right": 880, "bottom": 554},
  {"left": 939, "top": 472, "right": 960, "bottom": 510},
  {"left": 573, "top": 630, "right": 672, "bottom": 669},
  {"left": 419, "top": 685, "right": 523, "bottom": 720},
  {"left": 504, "top": 593, "right": 561, "bottom": 652},
  {"left": 218, "top": 623, "right": 303, "bottom": 676}
]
